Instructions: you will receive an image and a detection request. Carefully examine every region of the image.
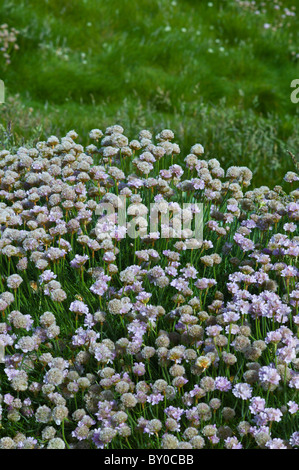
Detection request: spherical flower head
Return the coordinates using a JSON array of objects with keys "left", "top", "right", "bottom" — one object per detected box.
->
[
  {"left": 164, "top": 406, "right": 184, "bottom": 421},
  {"left": 16, "top": 336, "right": 36, "bottom": 353},
  {"left": 200, "top": 376, "right": 215, "bottom": 392},
  {"left": 0, "top": 437, "right": 16, "bottom": 449},
  {"left": 9, "top": 311, "right": 33, "bottom": 330},
  {"left": 77, "top": 377, "right": 91, "bottom": 390},
  {"left": 172, "top": 376, "right": 188, "bottom": 388},
  {"left": 265, "top": 438, "right": 287, "bottom": 449},
  {"left": 224, "top": 437, "right": 243, "bottom": 449},
  {"left": 132, "top": 362, "right": 146, "bottom": 376},
  {"left": 232, "top": 383, "right": 252, "bottom": 400},
  {"left": 121, "top": 393, "right": 137, "bottom": 408},
  {"left": 145, "top": 419, "right": 162, "bottom": 435},
  {"left": 222, "top": 352, "right": 237, "bottom": 366},
  {"left": 108, "top": 299, "right": 122, "bottom": 315},
  {"left": 222, "top": 407, "right": 236, "bottom": 421},
  {"left": 157, "top": 129, "right": 175, "bottom": 141},
  {"left": 161, "top": 434, "right": 179, "bottom": 449},
  {"left": 115, "top": 380, "right": 130, "bottom": 394},
  {"left": 287, "top": 401, "right": 299, "bottom": 415},
  {"left": 52, "top": 405, "right": 68, "bottom": 425},
  {"left": 89, "top": 129, "right": 103, "bottom": 140},
  {"left": 141, "top": 346, "right": 156, "bottom": 359},
  {"left": 47, "top": 438, "right": 66, "bottom": 449},
  {"left": 117, "top": 424, "right": 131, "bottom": 438},
  {"left": 165, "top": 418, "right": 180, "bottom": 432},
  {"left": 112, "top": 411, "right": 128, "bottom": 425},
  {"left": 42, "top": 426, "right": 56, "bottom": 441},
  {"left": 191, "top": 143, "right": 204, "bottom": 155},
  {"left": 254, "top": 431, "right": 270, "bottom": 447},
  {"left": 72, "top": 424, "right": 90, "bottom": 441},
  {"left": 69, "top": 300, "right": 89, "bottom": 316},
  {"left": 152, "top": 379, "right": 168, "bottom": 394},
  {"left": 258, "top": 366, "right": 281, "bottom": 390},
  {"left": 209, "top": 398, "right": 221, "bottom": 410},
  {"left": 7, "top": 274, "right": 23, "bottom": 289},
  {"left": 202, "top": 424, "right": 217, "bottom": 437},
  {"left": 44, "top": 368, "right": 65, "bottom": 386},
  {"left": 35, "top": 405, "right": 52, "bottom": 424},
  {"left": 70, "top": 254, "right": 89, "bottom": 269},
  {"left": 190, "top": 435, "right": 205, "bottom": 449},
  {"left": 169, "top": 364, "right": 185, "bottom": 377},
  {"left": 206, "top": 325, "right": 222, "bottom": 337},
  {"left": 284, "top": 171, "right": 299, "bottom": 183},
  {"left": 99, "top": 427, "right": 117, "bottom": 444},
  {"left": 196, "top": 403, "right": 211, "bottom": 421},
  {"left": 50, "top": 288, "right": 67, "bottom": 303},
  {"left": 183, "top": 427, "right": 198, "bottom": 440},
  {"left": 40, "top": 311, "right": 56, "bottom": 328},
  {"left": 265, "top": 407, "right": 283, "bottom": 423},
  {"left": 290, "top": 432, "right": 299, "bottom": 448},
  {"left": 11, "top": 371, "right": 28, "bottom": 391}
]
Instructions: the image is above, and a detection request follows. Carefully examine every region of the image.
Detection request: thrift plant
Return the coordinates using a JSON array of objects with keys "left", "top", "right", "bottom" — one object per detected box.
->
[{"left": 0, "top": 126, "right": 298, "bottom": 449}]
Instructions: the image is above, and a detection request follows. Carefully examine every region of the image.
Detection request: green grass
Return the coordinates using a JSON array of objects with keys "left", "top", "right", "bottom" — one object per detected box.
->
[
  {"left": 0, "top": 1, "right": 298, "bottom": 449},
  {"left": 0, "top": 0, "right": 299, "bottom": 186}
]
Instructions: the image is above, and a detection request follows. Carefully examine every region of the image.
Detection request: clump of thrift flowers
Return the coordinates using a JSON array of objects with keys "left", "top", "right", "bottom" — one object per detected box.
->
[{"left": 0, "top": 126, "right": 298, "bottom": 449}]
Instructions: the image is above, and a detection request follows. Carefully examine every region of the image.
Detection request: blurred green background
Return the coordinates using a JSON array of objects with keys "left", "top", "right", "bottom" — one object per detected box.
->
[{"left": 0, "top": 0, "right": 298, "bottom": 186}]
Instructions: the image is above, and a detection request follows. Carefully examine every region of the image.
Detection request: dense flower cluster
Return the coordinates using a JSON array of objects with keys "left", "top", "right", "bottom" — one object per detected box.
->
[
  {"left": 0, "top": 126, "right": 298, "bottom": 449},
  {"left": 0, "top": 23, "right": 19, "bottom": 65}
]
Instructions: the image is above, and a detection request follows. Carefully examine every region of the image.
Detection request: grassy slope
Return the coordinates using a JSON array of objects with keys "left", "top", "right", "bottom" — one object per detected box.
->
[{"left": 0, "top": 0, "right": 298, "bottom": 186}]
